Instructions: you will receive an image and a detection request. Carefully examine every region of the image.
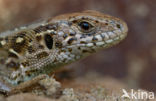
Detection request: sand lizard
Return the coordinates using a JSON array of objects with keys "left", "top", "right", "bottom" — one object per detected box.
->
[{"left": 0, "top": 10, "right": 128, "bottom": 94}]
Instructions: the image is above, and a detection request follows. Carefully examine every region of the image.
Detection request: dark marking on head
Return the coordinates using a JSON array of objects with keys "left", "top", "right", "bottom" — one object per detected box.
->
[
  {"left": 100, "top": 34, "right": 105, "bottom": 39},
  {"left": 25, "top": 71, "right": 31, "bottom": 77},
  {"left": 60, "top": 49, "right": 66, "bottom": 53},
  {"left": 63, "top": 34, "right": 68, "bottom": 39},
  {"left": 92, "top": 37, "right": 98, "bottom": 42},
  {"left": 68, "top": 48, "right": 72, "bottom": 52},
  {"left": 69, "top": 33, "right": 75, "bottom": 36},
  {"left": 72, "top": 20, "right": 77, "bottom": 23},
  {"left": 28, "top": 46, "right": 35, "bottom": 53},
  {"left": 21, "top": 61, "right": 30, "bottom": 67},
  {"left": 62, "top": 58, "right": 66, "bottom": 63},
  {"left": 68, "top": 21, "right": 72, "bottom": 26},
  {"left": 53, "top": 58, "right": 57, "bottom": 63},
  {"left": 86, "top": 33, "right": 92, "bottom": 36},
  {"left": 34, "top": 24, "right": 58, "bottom": 34},
  {"left": 36, "top": 35, "right": 42, "bottom": 42},
  {"left": 17, "top": 79, "right": 23, "bottom": 84},
  {"left": 36, "top": 51, "right": 49, "bottom": 59},
  {"left": 82, "top": 49, "right": 95, "bottom": 53},
  {"left": 29, "top": 39, "right": 33, "bottom": 42},
  {"left": 80, "top": 41, "right": 87, "bottom": 44},
  {"left": 88, "top": 30, "right": 96, "bottom": 35},
  {"left": 55, "top": 42, "right": 62, "bottom": 48},
  {"left": 116, "top": 24, "right": 121, "bottom": 28},
  {"left": 45, "top": 23, "right": 58, "bottom": 30},
  {"left": 82, "top": 50, "right": 89, "bottom": 53},
  {"left": 33, "top": 25, "right": 47, "bottom": 33},
  {"left": 44, "top": 34, "right": 53, "bottom": 49},
  {"left": 6, "top": 61, "right": 20, "bottom": 70},
  {"left": 26, "top": 69, "right": 37, "bottom": 76},
  {"left": 95, "top": 20, "right": 99, "bottom": 23},
  {"left": 80, "top": 34, "right": 86, "bottom": 39},
  {"left": 8, "top": 52, "right": 18, "bottom": 58},
  {"left": 50, "top": 31, "right": 57, "bottom": 35},
  {"left": 10, "top": 74, "right": 18, "bottom": 81},
  {"left": 16, "top": 32, "right": 26, "bottom": 38},
  {"left": 78, "top": 47, "right": 81, "bottom": 50},
  {"left": 38, "top": 45, "right": 45, "bottom": 49},
  {"left": 68, "top": 16, "right": 73, "bottom": 19},
  {"left": 67, "top": 38, "right": 76, "bottom": 45},
  {"left": 105, "top": 23, "right": 108, "bottom": 25},
  {"left": 69, "top": 31, "right": 76, "bottom": 36},
  {"left": 11, "top": 33, "right": 27, "bottom": 53},
  {"left": 81, "top": 17, "right": 85, "bottom": 20},
  {"left": 93, "top": 42, "right": 96, "bottom": 46}
]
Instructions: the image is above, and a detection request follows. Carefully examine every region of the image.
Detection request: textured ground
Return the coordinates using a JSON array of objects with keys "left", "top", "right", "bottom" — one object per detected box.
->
[{"left": 0, "top": 72, "right": 155, "bottom": 101}]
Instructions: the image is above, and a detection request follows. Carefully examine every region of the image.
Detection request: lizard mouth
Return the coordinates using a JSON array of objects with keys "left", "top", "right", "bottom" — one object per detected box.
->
[{"left": 64, "top": 31, "right": 127, "bottom": 49}]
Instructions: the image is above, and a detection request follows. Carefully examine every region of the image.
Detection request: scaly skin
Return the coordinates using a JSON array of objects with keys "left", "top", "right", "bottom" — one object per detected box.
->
[{"left": 0, "top": 10, "right": 128, "bottom": 93}]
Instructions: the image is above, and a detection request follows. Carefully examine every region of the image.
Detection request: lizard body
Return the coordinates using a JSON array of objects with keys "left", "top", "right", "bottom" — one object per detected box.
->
[{"left": 0, "top": 10, "right": 128, "bottom": 93}]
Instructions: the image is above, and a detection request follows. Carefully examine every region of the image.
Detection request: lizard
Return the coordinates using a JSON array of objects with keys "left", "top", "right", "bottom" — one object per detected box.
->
[{"left": 0, "top": 10, "right": 128, "bottom": 95}]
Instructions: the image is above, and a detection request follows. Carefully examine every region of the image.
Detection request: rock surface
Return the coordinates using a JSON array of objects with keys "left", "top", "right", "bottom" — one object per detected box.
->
[{"left": 0, "top": 73, "right": 155, "bottom": 101}]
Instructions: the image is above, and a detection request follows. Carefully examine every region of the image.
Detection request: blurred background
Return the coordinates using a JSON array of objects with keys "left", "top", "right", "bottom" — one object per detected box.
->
[{"left": 0, "top": 0, "right": 155, "bottom": 92}]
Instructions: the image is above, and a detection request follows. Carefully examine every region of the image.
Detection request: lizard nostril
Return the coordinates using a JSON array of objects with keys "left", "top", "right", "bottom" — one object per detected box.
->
[
  {"left": 105, "top": 23, "right": 108, "bottom": 25},
  {"left": 116, "top": 24, "right": 121, "bottom": 29},
  {"left": 116, "top": 24, "right": 121, "bottom": 28}
]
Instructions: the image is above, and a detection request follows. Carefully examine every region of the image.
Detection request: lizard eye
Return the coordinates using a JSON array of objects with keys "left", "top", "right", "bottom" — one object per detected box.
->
[{"left": 78, "top": 21, "right": 94, "bottom": 32}]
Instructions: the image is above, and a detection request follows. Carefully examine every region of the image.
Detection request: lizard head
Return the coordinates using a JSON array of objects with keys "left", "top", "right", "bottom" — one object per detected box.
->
[{"left": 50, "top": 10, "right": 128, "bottom": 60}]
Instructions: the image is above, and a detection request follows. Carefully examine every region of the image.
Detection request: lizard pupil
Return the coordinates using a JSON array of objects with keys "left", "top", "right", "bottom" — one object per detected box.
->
[
  {"left": 44, "top": 34, "right": 53, "bottom": 49},
  {"left": 79, "top": 21, "right": 91, "bottom": 31}
]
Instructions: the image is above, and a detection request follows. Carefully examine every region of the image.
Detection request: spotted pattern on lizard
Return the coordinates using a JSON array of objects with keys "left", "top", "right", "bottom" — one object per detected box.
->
[{"left": 0, "top": 10, "right": 128, "bottom": 92}]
